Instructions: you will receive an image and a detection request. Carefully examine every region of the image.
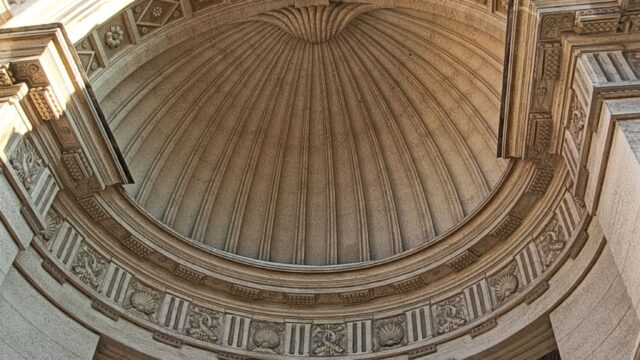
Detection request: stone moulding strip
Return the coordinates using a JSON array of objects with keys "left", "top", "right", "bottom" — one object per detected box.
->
[
  {"left": 469, "top": 318, "right": 498, "bottom": 338},
  {"left": 408, "top": 344, "right": 437, "bottom": 359},
  {"left": 152, "top": 331, "right": 184, "bottom": 348},
  {"left": 285, "top": 293, "right": 316, "bottom": 305},
  {"left": 41, "top": 258, "right": 67, "bottom": 284},
  {"left": 92, "top": 298, "right": 121, "bottom": 321},
  {"left": 525, "top": 281, "right": 550, "bottom": 304},
  {"left": 173, "top": 263, "right": 205, "bottom": 283}
]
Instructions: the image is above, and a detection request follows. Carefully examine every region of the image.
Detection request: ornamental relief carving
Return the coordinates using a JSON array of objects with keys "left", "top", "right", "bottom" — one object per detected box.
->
[
  {"left": 123, "top": 279, "right": 163, "bottom": 323},
  {"left": 184, "top": 304, "right": 223, "bottom": 344},
  {"left": 431, "top": 294, "right": 469, "bottom": 336},
  {"left": 311, "top": 324, "right": 347, "bottom": 356},
  {"left": 569, "top": 93, "right": 587, "bottom": 152},
  {"left": 33, "top": 188, "right": 586, "bottom": 358},
  {"left": 248, "top": 321, "right": 285, "bottom": 354},
  {"left": 9, "top": 137, "right": 44, "bottom": 192},
  {"left": 488, "top": 262, "right": 520, "bottom": 309},
  {"left": 373, "top": 316, "right": 406, "bottom": 351},
  {"left": 42, "top": 209, "right": 63, "bottom": 241},
  {"left": 71, "top": 242, "right": 108, "bottom": 290},
  {"left": 534, "top": 216, "right": 566, "bottom": 268}
]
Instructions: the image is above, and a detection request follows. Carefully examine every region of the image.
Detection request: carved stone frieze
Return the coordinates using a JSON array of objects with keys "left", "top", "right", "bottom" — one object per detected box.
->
[
  {"left": 447, "top": 251, "right": 478, "bottom": 272},
  {"left": 575, "top": 8, "right": 621, "bottom": 35},
  {"left": 248, "top": 321, "right": 285, "bottom": 354},
  {"left": 311, "top": 324, "right": 347, "bottom": 356},
  {"left": 432, "top": 294, "right": 469, "bottom": 335},
  {"left": 373, "top": 316, "right": 406, "bottom": 351},
  {"left": 119, "top": 236, "right": 154, "bottom": 258},
  {"left": 488, "top": 261, "right": 520, "bottom": 309},
  {"left": 568, "top": 93, "right": 587, "bottom": 152},
  {"left": 132, "top": 0, "right": 184, "bottom": 37},
  {"left": 391, "top": 276, "right": 426, "bottom": 293},
  {"left": 123, "top": 279, "right": 163, "bottom": 322},
  {"left": 534, "top": 216, "right": 566, "bottom": 268},
  {"left": 539, "top": 13, "right": 575, "bottom": 41},
  {"left": 9, "top": 61, "right": 48, "bottom": 87},
  {"left": 285, "top": 293, "right": 316, "bottom": 305},
  {"left": 9, "top": 137, "right": 44, "bottom": 191},
  {"left": 183, "top": 304, "right": 223, "bottom": 344},
  {"left": 71, "top": 242, "right": 108, "bottom": 290},
  {"left": 173, "top": 263, "right": 205, "bottom": 283},
  {"left": 61, "top": 149, "right": 94, "bottom": 180},
  {"left": 42, "top": 209, "right": 63, "bottom": 241}
]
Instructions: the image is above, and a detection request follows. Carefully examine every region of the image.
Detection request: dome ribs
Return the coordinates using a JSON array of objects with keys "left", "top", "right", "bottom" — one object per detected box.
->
[
  {"left": 364, "top": 12, "right": 509, "bottom": 187},
  {"left": 257, "top": 43, "right": 307, "bottom": 262},
  {"left": 107, "top": 5, "right": 509, "bottom": 265},
  {"left": 362, "top": 11, "right": 500, "bottom": 149},
  {"left": 316, "top": 44, "right": 338, "bottom": 265},
  {"left": 352, "top": 14, "right": 493, "bottom": 208},
  {"left": 190, "top": 36, "right": 291, "bottom": 244},
  {"left": 329, "top": 39, "right": 403, "bottom": 260},
  {"left": 161, "top": 31, "right": 288, "bottom": 230},
  {"left": 336, "top": 32, "right": 436, "bottom": 249},
  {"left": 135, "top": 27, "right": 283, "bottom": 210},
  {"left": 224, "top": 39, "right": 296, "bottom": 255},
  {"left": 324, "top": 42, "right": 370, "bottom": 264},
  {"left": 107, "top": 22, "right": 255, "bottom": 131},
  {"left": 342, "top": 26, "right": 465, "bottom": 231}
]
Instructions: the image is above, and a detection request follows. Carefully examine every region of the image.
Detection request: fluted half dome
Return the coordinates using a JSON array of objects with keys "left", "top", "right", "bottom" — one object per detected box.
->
[{"left": 101, "top": 3, "right": 508, "bottom": 265}]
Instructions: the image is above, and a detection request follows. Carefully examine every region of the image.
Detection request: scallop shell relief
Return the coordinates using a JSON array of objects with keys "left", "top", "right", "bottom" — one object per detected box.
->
[
  {"left": 374, "top": 317, "right": 406, "bottom": 351},
  {"left": 248, "top": 322, "right": 284, "bottom": 354}
]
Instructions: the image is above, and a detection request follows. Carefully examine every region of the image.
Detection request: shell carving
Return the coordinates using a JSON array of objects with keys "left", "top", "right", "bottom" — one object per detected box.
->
[
  {"left": 375, "top": 321, "right": 404, "bottom": 348},
  {"left": 493, "top": 274, "right": 518, "bottom": 302},
  {"left": 130, "top": 290, "right": 160, "bottom": 315},
  {"left": 251, "top": 326, "right": 281, "bottom": 351}
]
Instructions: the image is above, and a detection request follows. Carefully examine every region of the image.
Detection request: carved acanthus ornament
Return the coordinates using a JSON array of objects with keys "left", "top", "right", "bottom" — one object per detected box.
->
[
  {"left": 71, "top": 242, "right": 108, "bottom": 290},
  {"left": 535, "top": 217, "right": 566, "bottom": 268},
  {"left": 184, "top": 305, "right": 222, "bottom": 344},
  {"left": 311, "top": 324, "right": 347, "bottom": 356},
  {"left": 9, "top": 137, "right": 44, "bottom": 191},
  {"left": 432, "top": 294, "right": 468, "bottom": 335}
]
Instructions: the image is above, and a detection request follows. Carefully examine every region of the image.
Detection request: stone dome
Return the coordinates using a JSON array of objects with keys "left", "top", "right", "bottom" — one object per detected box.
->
[{"left": 102, "top": 2, "right": 508, "bottom": 265}]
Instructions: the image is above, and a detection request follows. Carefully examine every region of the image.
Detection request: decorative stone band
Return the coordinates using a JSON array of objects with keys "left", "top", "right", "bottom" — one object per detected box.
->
[
  {"left": 33, "top": 185, "right": 587, "bottom": 358},
  {"left": 70, "top": 0, "right": 508, "bottom": 79}
]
